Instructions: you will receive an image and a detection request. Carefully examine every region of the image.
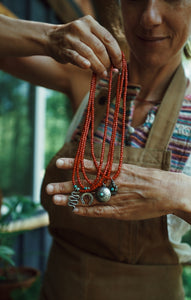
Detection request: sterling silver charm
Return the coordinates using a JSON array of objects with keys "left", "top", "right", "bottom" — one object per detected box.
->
[
  {"left": 81, "top": 192, "right": 94, "bottom": 206},
  {"left": 109, "top": 179, "right": 118, "bottom": 195},
  {"left": 95, "top": 185, "right": 111, "bottom": 203},
  {"left": 68, "top": 186, "right": 80, "bottom": 210}
]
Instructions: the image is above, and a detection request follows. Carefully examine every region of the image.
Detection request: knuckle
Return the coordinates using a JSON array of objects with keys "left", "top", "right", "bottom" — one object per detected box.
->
[
  {"left": 82, "top": 15, "right": 94, "bottom": 24},
  {"left": 82, "top": 46, "right": 94, "bottom": 57},
  {"left": 57, "top": 183, "right": 65, "bottom": 193},
  {"left": 68, "top": 51, "right": 83, "bottom": 65},
  {"left": 84, "top": 51, "right": 94, "bottom": 62},
  {"left": 90, "top": 60, "right": 105, "bottom": 75},
  {"left": 95, "top": 44, "right": 106, "bottom": 56},
  {"left": 69, "top": 20, "right": 83, "bottom": 33},
  {"left": 80, "top": 207, "right": 89, "bottom": 215},
  {"left": 67, "top": 158, "right": 74, "bottom": 166},
  {"left": 94, "top": 206, "right": 103, "bottom": 216},
  {"left": 85, "top": 159, "right": 95, "bottom": 170},
  {"left": 113, "top": 55, "right": 122, "bottom": 67},
  {"left": 103, "top": 31, "right": 114, "bottom": 44}
]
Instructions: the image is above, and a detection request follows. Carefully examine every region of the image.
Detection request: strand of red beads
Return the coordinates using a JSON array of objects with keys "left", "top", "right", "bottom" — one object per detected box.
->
[{"left": 70, "top": 52, "right": 128, "bottom": 205}]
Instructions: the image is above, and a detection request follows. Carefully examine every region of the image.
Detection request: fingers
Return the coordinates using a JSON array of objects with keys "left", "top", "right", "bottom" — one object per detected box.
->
[
  {"left": 46, "top": 180, "right": 73, "bottom": 195},
  {"left": 70, "top": 40, "right": 109, "bottom": 77},
  {"left": 60, "top": 48, "right": 91, "bottom": 69},
  {"left": 52, "top": 194, "right": 68, "bottom": 205},
  {"left": 88, "top": 17, "right": 122, "bottom": 69},
  {"left": 56, "top": 157, "right": 99, "bottom": 172},
  {"left": 73, "top": 204, "right": 116, "bottom": 218},
  {"left": 56, "top": 157, "right": 119, "bottom": 173},
  {"left": 47, "top": 15, "right": 122, "bottom": 77},
  {"left": 79, "top": 15, "right": 122, "bottom": 73}
]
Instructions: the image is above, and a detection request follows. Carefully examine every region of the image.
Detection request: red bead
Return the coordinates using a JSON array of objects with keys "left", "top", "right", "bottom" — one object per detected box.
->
[{"left": 72, "top": 52, "right": 128, "bottom": 193}]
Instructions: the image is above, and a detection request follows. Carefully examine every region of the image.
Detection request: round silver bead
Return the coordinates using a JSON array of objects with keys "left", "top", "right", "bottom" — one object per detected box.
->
[
  {"left": 127, "top": 125, "right": 135, "bottom": 134},
  {"left": 95, "top": 186, "right": 111, "bottom": 203}
]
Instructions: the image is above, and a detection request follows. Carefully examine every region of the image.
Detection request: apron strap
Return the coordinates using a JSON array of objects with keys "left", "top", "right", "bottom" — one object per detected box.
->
[{"left": 145, "top": 64, "right": 187, "bottom": 150}]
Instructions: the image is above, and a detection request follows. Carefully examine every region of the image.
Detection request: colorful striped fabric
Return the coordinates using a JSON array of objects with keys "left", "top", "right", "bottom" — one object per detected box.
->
[{"left": 72, "top": 78, "right": 191, "bottom": 174}]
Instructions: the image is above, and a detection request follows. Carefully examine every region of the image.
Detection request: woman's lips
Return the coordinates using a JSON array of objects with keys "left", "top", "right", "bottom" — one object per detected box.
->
[{"left": 137, "top": 35, "right": 169, "bottom": 42}]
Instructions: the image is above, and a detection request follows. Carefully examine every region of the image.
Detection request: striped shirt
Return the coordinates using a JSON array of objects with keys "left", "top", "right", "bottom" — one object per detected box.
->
[{"left": 73, "top": 80, "right": 191, "bottom": 174}]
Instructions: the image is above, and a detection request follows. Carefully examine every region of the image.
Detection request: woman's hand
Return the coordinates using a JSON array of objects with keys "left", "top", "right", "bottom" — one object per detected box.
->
[
  {"left": 46, "top": 15, "right": 122, "bottom": 77},
  {"left": 46, "top": 158, "right": 191, "bottom": 221},
  {"left": 0, "top": 14, "right": 121, "bottom": 78}
]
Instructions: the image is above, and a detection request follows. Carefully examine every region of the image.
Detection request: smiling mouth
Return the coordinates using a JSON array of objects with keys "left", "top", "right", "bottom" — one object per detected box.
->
[{"left": 138, "top": 35, "right": 168, "bottom": 42}]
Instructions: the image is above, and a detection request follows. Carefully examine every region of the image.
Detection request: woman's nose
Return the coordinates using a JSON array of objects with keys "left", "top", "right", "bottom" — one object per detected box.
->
[{"left": 140, "top": 0, "right": 162, "bottom": 29}]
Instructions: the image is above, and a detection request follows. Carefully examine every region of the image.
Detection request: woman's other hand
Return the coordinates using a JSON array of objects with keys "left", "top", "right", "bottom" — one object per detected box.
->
[{"left": 46, "top": 15, "right": 122, "bottom": 77}]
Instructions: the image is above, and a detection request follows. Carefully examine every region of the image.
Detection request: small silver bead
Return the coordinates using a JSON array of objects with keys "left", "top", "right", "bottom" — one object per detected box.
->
[
  {"left": 127, "top": 125, "right": 135, "bottom": 134},
  {"left": 109, "top": 180, "right": 118, "bottom": 195}
]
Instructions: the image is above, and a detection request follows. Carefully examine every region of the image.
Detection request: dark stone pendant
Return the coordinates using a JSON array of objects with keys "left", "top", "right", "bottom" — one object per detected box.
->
[{"left": 95, "top": 185, "right": 111, "bottom": 203}]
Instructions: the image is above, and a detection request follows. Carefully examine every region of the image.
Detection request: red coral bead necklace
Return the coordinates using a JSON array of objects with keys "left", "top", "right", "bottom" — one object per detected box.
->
[{"left": 68, "top": 52, "right": 128, "bottom": 208}]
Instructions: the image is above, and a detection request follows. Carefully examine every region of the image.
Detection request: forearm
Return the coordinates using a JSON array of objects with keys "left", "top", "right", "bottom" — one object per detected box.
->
[
  {"left": 0, "top": 56, "right": 70, "bottom": 92},
  {"left": 0, "top": 14, "right": 121, "bottom": 109},
  {"left": 0, "top": 55, "right": 91, "bottom": 111},
  {"left": 0, "top": 14, "right": 52, "bottom": 57}
]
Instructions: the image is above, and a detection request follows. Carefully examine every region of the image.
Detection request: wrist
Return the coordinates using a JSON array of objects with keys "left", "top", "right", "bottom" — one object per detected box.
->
[
  {"left": 17, "top": 19, "right": 53, "bottom": 57},
  {"left": 172, "top": 173, "right": 191, "bottom": 214},
  {"left": 44, "top": 23, "right": 68, "bottom": 61}
]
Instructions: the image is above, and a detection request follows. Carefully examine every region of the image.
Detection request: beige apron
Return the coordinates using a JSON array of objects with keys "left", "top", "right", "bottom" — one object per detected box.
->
[{"left": 40, "top": 65, "right": 187, "bottom": 300}]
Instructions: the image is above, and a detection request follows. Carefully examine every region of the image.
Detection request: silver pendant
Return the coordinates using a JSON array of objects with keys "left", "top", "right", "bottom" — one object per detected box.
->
[
  {"left": 68, "top": 187, "right": 80, "bottom": 210},
  {"left": 95, "top": 185, "right": 111, "bottom": 203},
  {"left": 109, "top": 179, "right": 118, "bottom": 195},
  {"left": 81, "top": 192, "right": 94, "bottom": 206}
]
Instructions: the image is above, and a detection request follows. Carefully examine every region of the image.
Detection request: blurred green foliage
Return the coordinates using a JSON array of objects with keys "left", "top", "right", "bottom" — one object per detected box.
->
[
  {"left": 11, "top": 276, "right": 41, "bottom": 300},
  {"left": 0, "top": 196, "right": 40, "bottom": 272},
  {"left": 0, "top": 71, "right": 73, "bottom": 196},
  {"left": 182, "top": 230, "right": 191, "bottom": 298},
  {"left": 45, "top": 90, "right": 73, "bottom": 166},
  {"left": 0, "top": 72, "right": 34, "bottom": 196},
  {"left": 183, "top": 266, "right": 191, "bottom": 299}
]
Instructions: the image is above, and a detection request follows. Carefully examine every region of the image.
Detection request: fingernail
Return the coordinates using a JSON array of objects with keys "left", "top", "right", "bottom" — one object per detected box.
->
[
  {"left": 54, "top": 195, "right": 63, "bottom": 202},
  {"left": 56, "top": 159, "right": 64, "bottom": 167},
  {"left": 102, "top": 70, "right": 108, "bottom": 78},
  {"left": 73, "top": 207, "right": 79, "bottom": 213},
  {"left": 46, "top": 184, "right": 54, "bottom": 193},
  {"left": 115, "top": 61, "right": 122, "bottom": 70},
  {"left": 118, "top": 62, "right": 123, "bottom": 69},
  {"left": 83, "top": 59, "right": 91, "bottom": 67}
]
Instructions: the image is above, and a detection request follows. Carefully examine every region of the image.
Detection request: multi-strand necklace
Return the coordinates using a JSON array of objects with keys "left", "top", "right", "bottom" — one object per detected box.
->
[{"left": 68, "top": 53, "right": 128, "bottom": 209}]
